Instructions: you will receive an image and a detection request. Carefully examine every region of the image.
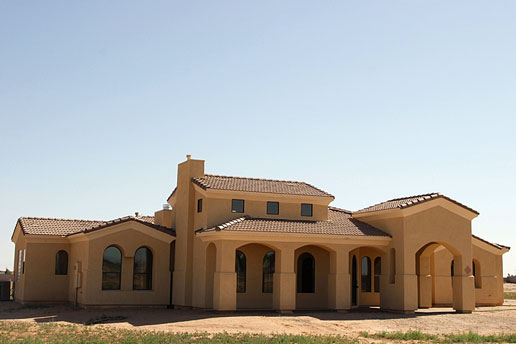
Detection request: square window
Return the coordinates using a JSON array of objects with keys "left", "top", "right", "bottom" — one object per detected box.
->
[
  {"left": 197, "top": 199, "right": 203, "bottom": 213},
  {"left": 267, "top": 201, "right": 279, "bottom": 215},
  {"left": 232, "top": 199, "right": 245, "bottom": 213},
  {"left": 301, "top": 203, "right": 313, "bottom": 217}
]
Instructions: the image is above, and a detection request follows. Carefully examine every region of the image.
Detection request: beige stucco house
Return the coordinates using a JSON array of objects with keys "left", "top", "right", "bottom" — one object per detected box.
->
[{"left": 11, "top": 156, "right": 509, "bottom": 313}]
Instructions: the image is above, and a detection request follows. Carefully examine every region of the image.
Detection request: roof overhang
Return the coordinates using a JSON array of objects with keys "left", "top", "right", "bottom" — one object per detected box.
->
[
  {"left": 472, "top": 235, "right": 510, "bottom": 255},
  {"left": 196, "top": 229, "right": 391, "bottom": 246},
  {"left": 68, "top": 220, "right": 175, "bottom": 243}
]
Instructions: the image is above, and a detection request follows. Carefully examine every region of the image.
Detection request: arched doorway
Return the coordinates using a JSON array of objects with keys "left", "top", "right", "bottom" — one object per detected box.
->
[
  {"left": 234, "top": 243, "right": 277, "bottom": 310},
  {"left": 294, "top": 245, "right": 330, "bottom": 310},
  {"left": 349, "top": 246, "right": 384, "bottom": 308},
  {"left": 416, "top": 242, "right": 465, "bottom": 310}
]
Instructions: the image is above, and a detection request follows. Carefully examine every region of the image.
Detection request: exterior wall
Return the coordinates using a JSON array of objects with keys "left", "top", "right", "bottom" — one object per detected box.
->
[
  {"left": 472, "top": 244, "right": 504, "bottom": 306},
  {"left": 432, "top": 247, "right": 453, "bottom": 306},
  {"left": 205, "top": 197, "right": 329, "bottom": 229},
  {"left": 22, "top": 241, "right": 70, "bottom": 302},
  {"left": 79, "top": 226, "right": 172, "bottom": 307}
]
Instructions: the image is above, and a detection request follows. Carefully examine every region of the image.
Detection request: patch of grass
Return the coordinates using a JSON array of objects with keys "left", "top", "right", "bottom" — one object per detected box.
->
[
  {"left": 0, "top": 321, "right": 359, "bottom": 344},
  {"left": 505, "top": 292, "right": 516, "bottom": 300},
  {"left": 360, "top": 330, "right": 516, "bottom": 343},
  {"left": 361, "top": 330, "right": 438, "bottom": 341}
]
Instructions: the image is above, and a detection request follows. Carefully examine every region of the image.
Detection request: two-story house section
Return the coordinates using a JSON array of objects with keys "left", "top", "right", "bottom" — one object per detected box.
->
[{"left": 11, "top": 156, "right": 509, "bottom": 313}]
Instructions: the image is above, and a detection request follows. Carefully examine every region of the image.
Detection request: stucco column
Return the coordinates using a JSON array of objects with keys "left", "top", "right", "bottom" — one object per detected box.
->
[
  {"left": 212, "top": 241, "right": 237, "bottom": 311},
  {"left": 452, "top": 254, "right": 475, "bottom": 313},
  {"left": 418, "top": 255, "right": 432, "bottom": 308},
  {"left": 273, "top": 246, "right": 296, "bottom": 312},
  {"left": 328, "top": 249, "right": 350, "bottom": 310}
]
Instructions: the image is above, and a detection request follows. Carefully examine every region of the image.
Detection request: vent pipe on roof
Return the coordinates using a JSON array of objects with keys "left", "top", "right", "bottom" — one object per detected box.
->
[{"left": 135, "top": 212, "right": 139, "bottom": 217}]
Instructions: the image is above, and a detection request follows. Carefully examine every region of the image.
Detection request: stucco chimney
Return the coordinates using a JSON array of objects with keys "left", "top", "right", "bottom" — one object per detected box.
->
[{"left": 186, "top": 154, "right": 191, "bottom": 160}]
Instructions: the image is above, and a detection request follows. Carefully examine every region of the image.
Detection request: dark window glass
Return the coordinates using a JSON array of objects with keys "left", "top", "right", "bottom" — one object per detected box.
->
[
  {"left": 361, "top": 256, "right": 371, "bottom": 292},
  {"left": 297, "top": 252, "right": 315, "bottom": 293},
  {"left": 133, "top": 247, "right": 153, "bottom": 290},
  {"left": 301, "top": 203, "right": 313, "bottom": 217},
  {"left": 451, "top": 260, "right": 455, "bottom": 286},
  {"left": 55, "top": 250, "right": 68, "bottom": 275},
  {"left": 197, "top": 199, "right": 203, "bottom": 213},
  {"left": 236, "top": 250, "right": 246, "bottom": 293},
  {"left": 262, "top": 251, "right": 275, "bottom": 293},
  {"left": 374, "top": 257, "right": 381, "bottom": 292},
  {"left": 267, "top": 201, "right": 279, "bottom": 215},
  {"left": 102, "top": 246, "right": 122, "bottom": 290},
  {"left": 232, "top": 199, "right": 244, "bottom": 213}
]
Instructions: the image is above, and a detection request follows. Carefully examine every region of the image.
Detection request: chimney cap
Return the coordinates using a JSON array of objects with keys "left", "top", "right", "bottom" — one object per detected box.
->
[{"left": 186, "top": 154, "right": 191, "bottom": 160}]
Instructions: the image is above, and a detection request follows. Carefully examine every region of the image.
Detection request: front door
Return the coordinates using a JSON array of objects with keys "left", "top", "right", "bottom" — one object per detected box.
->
[{"left": 352, "top": 255, "right": 358, "bottom": 306}]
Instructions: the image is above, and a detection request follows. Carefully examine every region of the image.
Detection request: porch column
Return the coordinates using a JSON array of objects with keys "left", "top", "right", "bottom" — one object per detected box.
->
[
  {"left": 213, "top": 241, "right": 237, "bottom": 311},
  {"left": 418, "top": 255, "right": 432, "bottom": 308},
  {"left": 273, "top": 246, "right": 296, "bottom": 312},
  {"left": 452, "top": 254, "right": 475, "bottom": 313},
  {"left": 328, "top": 249, "right": 350, "bottom": 310}
]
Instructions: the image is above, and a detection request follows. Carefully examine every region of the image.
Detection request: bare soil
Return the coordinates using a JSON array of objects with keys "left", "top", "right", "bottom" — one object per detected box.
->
[{"left": 1, "top": 284, "right": 515, "bottom": 337}]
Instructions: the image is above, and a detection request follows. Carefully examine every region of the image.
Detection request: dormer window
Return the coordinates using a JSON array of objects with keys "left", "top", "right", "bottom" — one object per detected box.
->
[
  {"left": 267, "top": 201, "right": 279, "bottom": 215},
  {"left": 232, "top": 199, "right": 244, "bottom": 213},
  {"left": 301, "top": 203, "right": 313, "bottom": 217}
]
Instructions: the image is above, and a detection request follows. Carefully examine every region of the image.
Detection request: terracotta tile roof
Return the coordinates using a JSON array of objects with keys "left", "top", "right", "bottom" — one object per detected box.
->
[
  {"left": 16, "top": 215, "right": 175, "bottom": 237},
  {"left": 192, "top": 174, "right": 334, "bottom": 198},
  {"left": 472, "top": 234, "right": 510, "bottom": 251},
  {"left": 354, "top": 193, "right": 479, "bottom": 215},
  {"left": 197, "top": 207, "right": 389, "bottom": 237}
]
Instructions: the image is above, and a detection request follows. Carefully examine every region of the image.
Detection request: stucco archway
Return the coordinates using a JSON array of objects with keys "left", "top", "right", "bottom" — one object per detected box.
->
[
  {"left": 234, "top": 243, "right": 277, "bottom": 310},
  {"left": 294, "top": 245, "right": 331, "bottom": 310},
  {"left": 415, "top": 241, "right": 473, "bottom": 312}
]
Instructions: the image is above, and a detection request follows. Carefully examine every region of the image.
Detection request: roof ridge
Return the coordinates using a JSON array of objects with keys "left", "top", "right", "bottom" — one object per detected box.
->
[
  {"left": 202, "top": 174, "right": 308, "bottom": 185},
  {"left": 385, "top": 192, "right": 440, "bottom": 203},
  {"left": 19, "top": 216, "right": 105, "bottom": 222},
  {"left": 328, "top": 206, "right": 352, "bottom": 214}
]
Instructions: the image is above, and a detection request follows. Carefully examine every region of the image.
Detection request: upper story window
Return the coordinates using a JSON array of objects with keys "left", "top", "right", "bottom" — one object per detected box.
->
[
  {"left": 267, "top": 201, "right": 279, "bottom": 215},
  {"left": 301, "top": 203, "right": 313, "bottom": 217},
  {"left": 232, "top": 199, "right": 244, "bottom": 213},
  {"left": 197, "top": 199, "right": 203, "bottom": 213}
]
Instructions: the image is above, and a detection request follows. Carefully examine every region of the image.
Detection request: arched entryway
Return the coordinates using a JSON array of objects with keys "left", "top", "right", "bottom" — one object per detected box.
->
[
  {"left": 234, "top": 243, "right": 277, "bottom": 310},
  {"left": 294, "top": 245, "right": 330, "bottom": 310},
  {"left": 416, "top": 241, "right": 471, "bottom": 311},
  {"left": 349, "top": 246, "right": 384, "bottom": 308}
]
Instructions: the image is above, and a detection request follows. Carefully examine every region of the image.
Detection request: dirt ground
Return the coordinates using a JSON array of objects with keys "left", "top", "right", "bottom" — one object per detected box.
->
[{"left": 1, "top": 284, "right": 515, "bottom": 336}]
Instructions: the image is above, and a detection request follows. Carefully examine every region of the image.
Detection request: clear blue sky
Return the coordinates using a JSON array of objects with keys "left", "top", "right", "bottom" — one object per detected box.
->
[{"left": 1, "top": 1, "right": 515, "bottom": 275}]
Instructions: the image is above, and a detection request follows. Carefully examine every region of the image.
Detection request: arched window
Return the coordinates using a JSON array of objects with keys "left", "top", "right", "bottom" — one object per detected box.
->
[
  {"left": 262, "top": 251, "right": 275, "bottom": 293},
  {"left": 473, "top": 260, "right": 482, "bottom": 289},
  {"left": 297, "top": 252, "right": 315, "bottom": 293},
  {"left": 55, "top": 250, "right": 68, "bottom": 275},
  {"left": 374, "top": 257, "right": 381, "bottom": 292},
  {"left": 235, "top": 250, "right": 246, "bottom": 293},
  {"left": 133, "top": 247, "right": 153, "bottom": 290},
  {"left": 102, "top": 246, "right": 122, "bottom": 290},
  {"left": 361, "top": 256, "right": 372, "bottom": 292}
]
